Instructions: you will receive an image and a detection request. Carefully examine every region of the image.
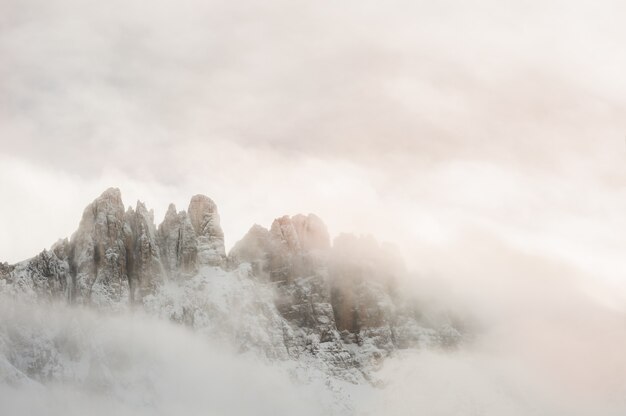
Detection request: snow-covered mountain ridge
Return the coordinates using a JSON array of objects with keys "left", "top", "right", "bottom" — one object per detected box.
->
[{"left": 0, "top": 188, "right": 461, "bottom": 387}]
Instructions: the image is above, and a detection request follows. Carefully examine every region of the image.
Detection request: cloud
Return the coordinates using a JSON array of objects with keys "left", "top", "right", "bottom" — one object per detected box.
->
[
  {"left": 0, "top": 300, "right": 330, "bottom": 416},
  {"left": 2, "top": 1, "right": 626, "bottom": 414},
  {"left": 1, "top": 0, "right": 625, "bottom": 174}
]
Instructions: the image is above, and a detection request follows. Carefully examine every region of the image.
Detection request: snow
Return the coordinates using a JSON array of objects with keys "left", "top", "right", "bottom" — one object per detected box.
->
[{"left": 0, "top": 296, "right": 372, "bottom": 415}]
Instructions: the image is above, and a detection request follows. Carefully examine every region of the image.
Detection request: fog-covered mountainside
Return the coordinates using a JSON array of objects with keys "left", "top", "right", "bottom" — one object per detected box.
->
[{"left": 0, "top": 188, "right": 461, "bottom": 407}]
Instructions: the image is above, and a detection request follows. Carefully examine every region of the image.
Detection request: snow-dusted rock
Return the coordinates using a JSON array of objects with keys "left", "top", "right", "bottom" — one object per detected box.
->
[
  {"left": 124, "top": 201, "right": 165, "bottom": 302},
  {"left": 69, "top": 187, "right": 131, "bottom": 306},
  {"left": 187, "top": 195, "right": 226, "bottom": 267},
  {"left": 68, "top": 188, "right": 167, "bottom": 306},
  {"left": 143, "top": 265, "right": 291, "bottom": 360},
  {"left": 227, "top": 213, "right": 461, "bottom": 382},
  {"left": 3, "top": 249, "right": 70, "bottom": 302},
  {"left": 228, "top": 224, "right": 273, "bottom": 275},
  {"left": 0, "top": 188, "right": 462, "bottom": 389},
  {"left": 157, "top": 203, "right": 198, "bottom": 277}
]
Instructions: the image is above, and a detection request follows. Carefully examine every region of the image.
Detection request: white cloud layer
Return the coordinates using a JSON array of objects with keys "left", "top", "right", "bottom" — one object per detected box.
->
[
  {"left": 1, "top": 2, "right": 626, "bottom": 412},
  {"left": 0, "top": 0, "right": 624, "bottom": 293}
]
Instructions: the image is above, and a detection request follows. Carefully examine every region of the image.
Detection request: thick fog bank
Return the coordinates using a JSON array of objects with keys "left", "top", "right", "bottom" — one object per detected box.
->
[
  {"left": 2, "top": 274, "right": 625, "bottom": 416},
  {"left": 0, "top": 300, "right": 339, "bottom": 416}
]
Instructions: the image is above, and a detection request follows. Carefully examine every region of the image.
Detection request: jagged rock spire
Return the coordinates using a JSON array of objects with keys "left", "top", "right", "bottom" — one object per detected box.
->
[
  {"left": 70, "top": 187, "right": 130, "bottom": 305},
  {"left": 2, "top": 189, "right": 417, "bottom": 339},
  {"left": 187, "top": 194, "right": 226, "bottom": 267},
  {"left": 26, "top": 188, "right": 228, "bottom": 305},
  {"left": 157, "top": 203, "right": 198, "bottom": 277},
  {"left": 124, "top": 200, "right": 165, "bottom": 302}
]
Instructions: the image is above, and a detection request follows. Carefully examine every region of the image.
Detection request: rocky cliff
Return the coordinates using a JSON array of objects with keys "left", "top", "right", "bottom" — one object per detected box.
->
[{"left": 0, "top": 188, "right": 461, "bottom": 384}]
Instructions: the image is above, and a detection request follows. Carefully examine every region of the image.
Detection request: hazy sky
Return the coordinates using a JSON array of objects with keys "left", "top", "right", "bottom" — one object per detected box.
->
[
  {"left": 2, "top": 3, "right": 626, "bottom": 412},
  {"left": 1, "top": 0, "right": 625, "bottom": 304}
]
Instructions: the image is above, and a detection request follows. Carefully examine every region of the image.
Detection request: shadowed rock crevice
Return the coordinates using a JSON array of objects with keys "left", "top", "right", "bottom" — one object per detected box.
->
[{"left": 158, "top": 203, "right": 198, "bottom": 277}]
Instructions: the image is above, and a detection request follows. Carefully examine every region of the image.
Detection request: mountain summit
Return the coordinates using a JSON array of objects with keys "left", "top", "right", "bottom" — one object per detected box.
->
[{"left": 0, "top": 188, "right": 461, "bottom": 385}]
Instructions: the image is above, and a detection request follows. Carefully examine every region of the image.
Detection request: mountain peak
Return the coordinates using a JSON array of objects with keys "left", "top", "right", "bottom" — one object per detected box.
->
[
  {"left": 0, "top": 187, "right": 461, "bottom": 394},
  {"left": 99, "top": 187, "right": 122, "bottom": 200}
]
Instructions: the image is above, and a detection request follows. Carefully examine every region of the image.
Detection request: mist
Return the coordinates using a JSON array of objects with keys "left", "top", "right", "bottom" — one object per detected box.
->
[
  {"left": 1, "top": 0, "right": 625, "bottom": 273},
  {"left": 2, "top": 228, "right": 626, "bottom": 415},
  {"left": 0, "top": 300, "right": 331, "bottom": 416},
  {"left": 2, "top": 246, "right": 626, "bottom": 416},
  {"left": 2, "top": 0, "right": 626, "bottom": 414}
]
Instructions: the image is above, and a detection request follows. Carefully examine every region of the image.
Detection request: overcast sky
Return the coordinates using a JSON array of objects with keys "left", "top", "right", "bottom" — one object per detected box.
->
[{"left": 1, "top": 0, "right": 625, "bottom": 306}]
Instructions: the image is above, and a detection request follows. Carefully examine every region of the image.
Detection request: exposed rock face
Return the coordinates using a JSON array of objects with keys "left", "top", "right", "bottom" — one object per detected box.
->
[
  {"left": 230, "top": 218, "right": 403, "bottom": 344},
  {"left": 288, "top": 214, "right": 331, "bottom": 252},
  {"left": 227, "top": 213, "right": 459, "bottom": 378},
  {"left": 157, "top": 204, "right": 198, "bottom": 277},
  {"left": 187, "top": 195, "right": 226, "bottom": 267},
  {"left": 8, "top": 249, "right": 70, "bottom": 301},
  {"left": 63, "top": 188, "right": 166, "bottom": 305},
  {"left": 228, "top": 224, "right": 274, "bottom": 277},
  {"left": 70, "top": 188, "right": 131, "bottom": 305},
  {"left": 124, "top": 202, "right": 165, "bottom": 302},
  {"left": 231, "top": 215, "right": 337, "bottom": 343},
  {"left": 0, "top": 262, "right": 12, "bottom": 280},
  {"left": 267, "top": 214, "right": 330, "bottom": 283},
  {"left": 0, "top": 188, "right": 462, "bottom": 386},
  {"left": 155, "top": 195, "right": 226, "bottom": 276},
  {"left": 0, "top": 189, "right": 231, "bottom": 305}
]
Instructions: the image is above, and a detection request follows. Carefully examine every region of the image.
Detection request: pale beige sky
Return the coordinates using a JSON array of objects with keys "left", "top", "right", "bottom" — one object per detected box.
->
[{"left": 1, "top": 0, "right": 625, "bottom": 305}]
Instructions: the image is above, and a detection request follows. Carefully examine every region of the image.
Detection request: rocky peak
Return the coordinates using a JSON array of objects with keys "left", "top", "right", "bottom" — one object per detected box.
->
[
  {"left": 291, "top": 214, "right": 331, "bottom": 251},
  {"left": 270, "top": 216, "right": 302, "bottom": 253},
  {"left": 188, "top": 195, "right": 220, "bottom": 236},
  {"left": 0, "top": 188, "right": 461, "bottom": 387},
  {"left": 134, "top": 200, "right": 155, "bottom": 224},
  {"left": 231, "top": 215, "right": 331, "bottom": 284},
  {"left": 269, "top": 214, "right": 330, "bottom": 253},
  {"left": 231, "top": 215, "right": 419, "bottom": 352},
  {"left": 124, "top": 200, "right": 164, "bottom": 302},
  {"left": 157, "top": 204, "right": 198, "bottom": 277},
  {"left": 91, "top": 187, "right": 124, "bottom": 214},
  {"left": 21, "top": 189, "right": 225, "bottom": 305},
  {"left": 70, "top": 187, "right": 129, "bottom": 305},
  {"left": 228, "top": 224, "right": 272, "bottom": 275},
  {"left": 165, "top": 203, "right": 177, "bottom": 218},
  {"left": 187, "top": 195, "right": 226, "bottom": 267}
]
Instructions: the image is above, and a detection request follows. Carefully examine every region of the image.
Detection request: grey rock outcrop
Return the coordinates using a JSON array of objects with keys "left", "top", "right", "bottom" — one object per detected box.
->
[
  {"left": 67, "top": 188, "right": 166, "bottom": 305},
  {"left": 227, "top": 213, "right": 453, "bottom": 378},
  {"left": 155, "top": 195, "right": 226, "bottom": 277},
  {"left": 124, "top": 202, "right": 165, "bottom": 302},
  {"left": 157, "top": 204, "right": 198, "bottom": 277},
  {"left": 0, "top": 188, "right": 462, "bottom": 386},
  {"left": 187, "top": 195, "right": 226, "bottom": 267},
  {"left": 228, "top": 224, "right": 272, "bottom": 275},
  {"left": 230, "top": 214, "right": 330, "bottom": 283},
  {"left": 70, "top": 187, "right": 131, "bottom": 305},
  {"left": 1, "top": 188, "right": 231, "bottom": 306},
  {"left": 229, "top": 215, "right": 460, "bottom": 368},
  {"left": 230, "top": 215, "right": 336, "bottom": 335},
  {"left": 8, "top": 248, "right": 70, "bottom": 301}
]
